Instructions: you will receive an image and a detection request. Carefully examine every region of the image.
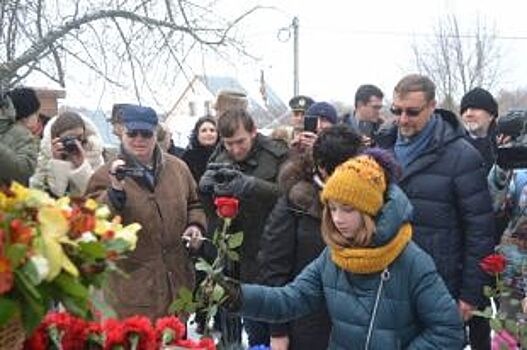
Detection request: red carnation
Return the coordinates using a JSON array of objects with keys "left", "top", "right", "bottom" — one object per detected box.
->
[
  {"left": 103, "top": 319, "right": 127, "bottom": 350},
  {"left": 214, "top": 197, "right": 239, "bottom": 219},
  {"left": 123, "top": 315, "right": 156, "bottom": 350},
  {"left": 81, "top": 321, "right": 104, "bottom": 348},
  {"left": 24, "top": 324, "right": 48, "bottom": 350},
  {"left": 480, "top": 254, "right": 507, "bottom": 275},
  {"left": 197, "top": 337, "right": 216, "bottom": 350},
  {"left": 155, "top": 316, "right": 186, "bottom": 346}
]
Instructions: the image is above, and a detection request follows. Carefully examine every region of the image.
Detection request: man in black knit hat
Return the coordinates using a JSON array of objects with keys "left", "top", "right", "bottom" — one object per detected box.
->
[{"left": 460, "top": 87, "right": 499, "bottom": 174}]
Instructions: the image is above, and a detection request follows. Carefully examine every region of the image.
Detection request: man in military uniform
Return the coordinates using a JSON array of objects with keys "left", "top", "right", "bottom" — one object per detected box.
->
[
  {"left": 200, "top": 108, "right": 288, "bottom": 347},
  {"left": 289, "top": 95, "right": 315, "bottom": 128}
]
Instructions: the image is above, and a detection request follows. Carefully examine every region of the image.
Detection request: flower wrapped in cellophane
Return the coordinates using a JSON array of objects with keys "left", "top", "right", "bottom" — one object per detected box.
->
[{"left": 0, "top": 182, "right": 141, "bottom": 333}]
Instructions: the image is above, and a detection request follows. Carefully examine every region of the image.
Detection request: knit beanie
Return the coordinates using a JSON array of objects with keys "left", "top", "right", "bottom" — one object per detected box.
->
[
  {"left": 6, "top": 87, "right": 41, "bottom": 120},
  {"left": 460, "top": 87, "right": 498, "bottom": 117},
  {"left": 306, "top": 101, "right": 338, "bottom": 125},
  {"left": 321, "top": 154, "right": 387, "bottom": 216}
]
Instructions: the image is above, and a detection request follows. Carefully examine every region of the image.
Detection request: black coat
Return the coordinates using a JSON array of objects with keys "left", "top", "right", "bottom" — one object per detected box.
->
[
  {"left": 182, "top": 145, "right": 215, "bottom": 184},
  {"left": 375, "top": 110, "right": 496, "bottom": 307},
  {"left": 205, "top": 133, "right": 288, "bottom": 282},
  {"left": 258, "top": 179, "right": 331, "bottom": 350}
]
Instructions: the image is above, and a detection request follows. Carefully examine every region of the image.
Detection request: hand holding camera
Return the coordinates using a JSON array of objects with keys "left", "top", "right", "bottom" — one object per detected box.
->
[{"left": 51, "top": 136, "right": 86, "bottom": 168}]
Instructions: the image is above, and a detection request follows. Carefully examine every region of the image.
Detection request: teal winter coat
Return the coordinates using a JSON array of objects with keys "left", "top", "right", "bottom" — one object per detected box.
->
[{"left": 239, "top": 185, "right": 464, "bottom": 349}]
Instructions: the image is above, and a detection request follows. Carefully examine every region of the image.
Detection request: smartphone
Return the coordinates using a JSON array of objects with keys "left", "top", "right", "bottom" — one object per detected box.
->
[{"left": 303, "top": 116, "right": 318, "bottom": 133}]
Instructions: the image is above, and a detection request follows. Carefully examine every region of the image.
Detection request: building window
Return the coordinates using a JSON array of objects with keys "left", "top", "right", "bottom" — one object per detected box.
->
[
  {"left": 189, "top": 101, "right": 196, "bottom": 116},
  {"left": 204, "top": 101, "right": 211, "bottom": 115}
]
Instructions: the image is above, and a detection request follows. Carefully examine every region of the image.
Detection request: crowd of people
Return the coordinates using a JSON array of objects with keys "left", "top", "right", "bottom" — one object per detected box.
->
[{"left": 0, "top": 73, "right": 525, "bottom": 349}]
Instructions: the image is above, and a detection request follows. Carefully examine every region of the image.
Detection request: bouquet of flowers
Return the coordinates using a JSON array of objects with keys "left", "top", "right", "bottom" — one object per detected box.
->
[
  {"left": 24, "top": 312, "right": 216, "bottom": 350},
  {"left": 0, "top": 182, "right": 141, "bottom": 335}
]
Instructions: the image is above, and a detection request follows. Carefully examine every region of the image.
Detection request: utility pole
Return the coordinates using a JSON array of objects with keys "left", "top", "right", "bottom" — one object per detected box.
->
[{"left": 292, "top": 16, "right": 299, "bottom": 96}]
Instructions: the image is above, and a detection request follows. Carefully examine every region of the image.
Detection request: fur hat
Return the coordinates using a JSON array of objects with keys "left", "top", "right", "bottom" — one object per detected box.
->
[{"left": 460, "top": 88, "right": 498, "bottom": 117}]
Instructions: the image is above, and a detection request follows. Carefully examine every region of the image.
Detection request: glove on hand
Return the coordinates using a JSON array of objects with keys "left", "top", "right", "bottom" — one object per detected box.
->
[
  {"left": 217, "top": 277, "right": 243, "bottom": 312},
  {"left": 213, "top": 168, "right": 255, "bottom": 198}
]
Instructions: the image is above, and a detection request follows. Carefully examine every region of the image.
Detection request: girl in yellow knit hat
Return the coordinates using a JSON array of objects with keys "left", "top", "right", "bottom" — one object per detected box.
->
[{"left": 223, "top": 148, "right": 466, "bottom": 349}]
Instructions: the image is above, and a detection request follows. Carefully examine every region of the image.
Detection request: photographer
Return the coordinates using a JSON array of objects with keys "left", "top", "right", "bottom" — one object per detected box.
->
[
  {"left": 30, "top": 111, "right": 104, "bottom": 197},
  {"left": 0, "top": 89, "right": 39, "bottom": 186},
  {"left": 199, "top": 108, "right": 288, "bottom": 347},
  {"left": 85, "top": 104, "right": 206, "bottom": 321},
  {"left": 290, "top": 101, "right": 338, "bottom": 152}
]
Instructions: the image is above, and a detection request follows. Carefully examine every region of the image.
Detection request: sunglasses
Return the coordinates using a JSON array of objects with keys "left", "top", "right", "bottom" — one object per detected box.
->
[
  {"left": 125, "top": 130, "right": 154, "bottom": 138},
  {"left": 390, "top": 104, "right": 428, "bottom": 117}
]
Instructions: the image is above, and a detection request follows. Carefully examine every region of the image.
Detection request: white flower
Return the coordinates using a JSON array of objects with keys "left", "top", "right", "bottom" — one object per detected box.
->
[
  {"left": 78, "top": 232, "right": 98, "bottom": 243},
  {"left": 30, "top": 255, "right": 50, "bottom": 284}
]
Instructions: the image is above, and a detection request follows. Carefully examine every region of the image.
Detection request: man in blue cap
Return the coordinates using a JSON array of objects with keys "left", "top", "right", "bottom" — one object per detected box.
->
[{"left": 85, "top": 104, "right": 207, "bottom": 321}]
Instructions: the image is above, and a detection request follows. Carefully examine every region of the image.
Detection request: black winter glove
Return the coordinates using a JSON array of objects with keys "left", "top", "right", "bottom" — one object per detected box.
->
[
  {"left": 199, "top": 169, "right": 217, "bottom": 194},
  {"left": 213, "top": 168, "right": 255, "bottom": 198},
  {"left": 217, "top": 277, "right": 242, "bottom": 312},
  {"left": 199, "top": 163, "right": 238, "bottom": 194}
]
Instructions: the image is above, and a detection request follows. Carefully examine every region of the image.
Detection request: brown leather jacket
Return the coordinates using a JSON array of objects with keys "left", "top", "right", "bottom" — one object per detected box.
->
[{"left": 85, "top": 148, "right": 206, "bottom": 320}]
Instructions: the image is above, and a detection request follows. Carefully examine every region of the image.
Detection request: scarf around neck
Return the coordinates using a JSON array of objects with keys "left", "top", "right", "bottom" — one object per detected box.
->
[
  {"left": 394, "top": 115, "right": 438, "bottom": 169},
  {"left": 329, "top": 223, "right": 412, "bottom": 274}
]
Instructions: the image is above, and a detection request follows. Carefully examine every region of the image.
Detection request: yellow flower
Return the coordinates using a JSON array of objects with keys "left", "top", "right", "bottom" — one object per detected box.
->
[
  {"left": 37, "top": 206, "right": 79, "bottom": 280},
  {"left": 84, "top": 198, "right": 98, "bottom": 211},
  {"left": 115, "top": 223, "right": 141, "bottom": 250}
]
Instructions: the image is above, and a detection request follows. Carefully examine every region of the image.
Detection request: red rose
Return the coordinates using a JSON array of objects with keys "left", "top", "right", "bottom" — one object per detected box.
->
[
  {"left": 0, "top": 257, "right": 14, "bottom": 294},
  {"left": 214, "top": 197, "right": 239, "bottom": 219},
  {"left": 480, "top": 254, "right": 507, "bottom": 275},
  {"left": 155, "top": 316, "right": 186, "bottom": 345}
]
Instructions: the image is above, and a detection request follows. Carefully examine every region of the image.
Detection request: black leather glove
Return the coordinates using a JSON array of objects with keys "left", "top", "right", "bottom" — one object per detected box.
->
[
  {"left": 217, "top": 277, "right": 242, "bottom": 312},
  {"left": 213, "top": 168, "right": 255, "bottom": 198},
  {"left": 199, "top": 163, "right": 238, "bottom": 194},
  {"left": 199, "top": 169, "right": 217, "bottom": 194}
]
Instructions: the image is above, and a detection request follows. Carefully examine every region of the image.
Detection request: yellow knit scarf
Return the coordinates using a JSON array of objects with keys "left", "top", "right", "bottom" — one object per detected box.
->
[{"left": 330, "top": 223, "right": 413, "bottom": 274}]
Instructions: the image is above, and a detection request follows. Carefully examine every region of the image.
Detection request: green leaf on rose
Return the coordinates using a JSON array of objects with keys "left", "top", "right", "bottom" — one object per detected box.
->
[
  {"left": 195, "top": 258, "right": 213, "bottom": 273},
  {"left": 490, "top": 318, "right": 503, "bottom": 332},
  {"left": 212, "top": 284, "right": 225, "bottom": 302},
  {"left": 226, "top": 250, "right": 239, "bottom": 261},
  {"left": 227, "top": 232, "right": 244, "bottom": 249},
  {"left": 483, "top": 286, "right": 494, "bottom": 298}
]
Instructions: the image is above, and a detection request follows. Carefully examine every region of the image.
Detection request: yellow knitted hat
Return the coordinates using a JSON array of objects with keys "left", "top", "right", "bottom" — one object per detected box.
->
[{"left": 321, "top": 155, "right": 387, "bottom": 216}]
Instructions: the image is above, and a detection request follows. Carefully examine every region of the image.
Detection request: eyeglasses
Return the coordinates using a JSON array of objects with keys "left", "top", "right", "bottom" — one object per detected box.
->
[
  {"left": 125, "top": 130, "right": 154, "bottom": 138},
  {"left": 390, "top": 104, "right": 428, "bottom": 117}
]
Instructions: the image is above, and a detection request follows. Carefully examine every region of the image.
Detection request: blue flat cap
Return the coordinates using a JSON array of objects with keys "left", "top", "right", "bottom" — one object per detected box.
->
[{"left": 120, "top": 104, "right": 158, "bottom": 131}]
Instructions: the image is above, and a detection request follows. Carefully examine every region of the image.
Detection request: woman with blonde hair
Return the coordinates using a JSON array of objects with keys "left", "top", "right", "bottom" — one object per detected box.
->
[{"left": 224, "top": 149, "right": 464, "bottom": 349}]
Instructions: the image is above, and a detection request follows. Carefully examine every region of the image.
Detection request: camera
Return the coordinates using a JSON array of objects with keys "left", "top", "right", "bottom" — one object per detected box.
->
[
  {"left": 112, "top": 166, "right": 146, "bottom": 181},
  {"left": 60, "top": 135, "right": 79, "bottom": 153},
  {"left": 496, "top": 109, "right": 527, "bottom": 169}
]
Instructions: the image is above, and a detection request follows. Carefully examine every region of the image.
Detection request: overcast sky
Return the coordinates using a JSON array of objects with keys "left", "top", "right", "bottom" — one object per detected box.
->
[{"left": 50, "top": 0, "right": 527, "bottom": 112}]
